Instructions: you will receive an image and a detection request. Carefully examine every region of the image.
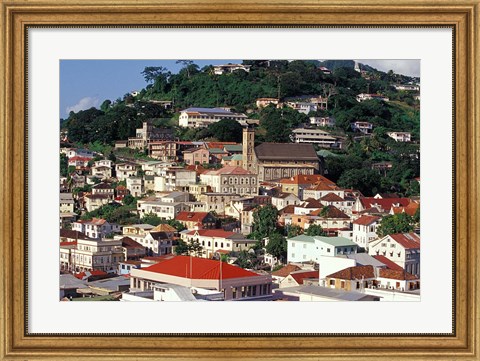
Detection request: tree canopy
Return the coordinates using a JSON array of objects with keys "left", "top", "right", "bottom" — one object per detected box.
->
[{"left": 376, "top": 213, "right": 415, "bottom": 237}]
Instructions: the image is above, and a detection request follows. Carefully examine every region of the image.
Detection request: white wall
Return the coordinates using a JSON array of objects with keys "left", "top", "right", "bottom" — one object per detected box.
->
[{"left": 318, "top": 256, "right": 356, "bottom": 280}]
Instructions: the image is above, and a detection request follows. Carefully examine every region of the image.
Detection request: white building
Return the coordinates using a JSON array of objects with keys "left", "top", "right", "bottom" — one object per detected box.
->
[
  {"left": 178, "top": 107, "right": 247, "bottom": 128},
  {"left": 287, "top": 235, "right": 358, "bottom": 264},
  {"left": 271, "top": 193, "right": 301, "bottom": 210},
  {"left": 291, "top": 128, "right": 342, "bottom": 149},
  {"left": 200, "top": 166, "right": 258, "bottom": 196},
  {"left": 368, "top": 233, "right": 420, "bottom": 276},
  {"left": 356, "top": 93, "right": 389, "bottom": 102},
  {"left": 72, "top": 218, "right": 121, "bottom": 239},
  {"left": 115, "top": 163, "right": 138, "bottom": 181},
  {"left": 387, "top": 131, "right": 412, "bottom": 142},
  {"left": 126, "top": 177, "right": 143, "bottom": 197},
  {"left": 309, "top": 116, "right": 335, "bottom": 127},
  {"left": 137, "top": 198, "right": 189, "bottom": 220},
  {"left": 213, "top": 63, "right": 251, "bottom": 75},
  {"left": 352, "top": 215, "right": 381, "bottom": 250}
]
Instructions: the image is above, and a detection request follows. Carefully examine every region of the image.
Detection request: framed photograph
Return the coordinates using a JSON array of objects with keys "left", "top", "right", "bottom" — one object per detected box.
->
[{"left": 1, "top": 0, "right": 479, "bottom": 359}]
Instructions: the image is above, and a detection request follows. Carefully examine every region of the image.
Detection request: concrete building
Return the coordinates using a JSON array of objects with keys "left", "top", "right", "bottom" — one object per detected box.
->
[
  {"left": 179, "top": 107, "right": 247, "bottom": 128},
  {"left": 200, "top": 166, "right": 258, "bottom": 196}
]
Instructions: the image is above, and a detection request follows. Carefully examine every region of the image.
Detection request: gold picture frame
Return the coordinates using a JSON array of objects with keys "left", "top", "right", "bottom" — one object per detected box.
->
[{"left": 1, "top": 0, "right": 479, "bottom": 359}]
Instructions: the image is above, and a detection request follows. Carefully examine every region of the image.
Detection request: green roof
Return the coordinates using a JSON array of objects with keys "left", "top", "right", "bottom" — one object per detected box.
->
[
  {"left": 222, "top": 156, "right": 233, "bottom": 161},
  {"left": 314, "top": 236, "right": 357, "bottom": 247},
  {"left": 209, "top": 148, "right": 228, "bottom": 154},
  {"left": 288, "top": 235, "right": 316, "bottom": 243},
  {"left": 224, "top": 144, "right": 243, "bottom": 152},
  {"left": 231, "top": 154, "right": 243, "bottom": 160},
  {"left": 317, "top": 150, "right": 341, "bottom": 158}
]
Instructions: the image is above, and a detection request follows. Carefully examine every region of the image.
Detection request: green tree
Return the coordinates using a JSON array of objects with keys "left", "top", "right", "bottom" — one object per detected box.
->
[
  {"left": 377, "top": 213, "right": 415, "bottom": 237},
  {"left": 265, "top": 232, "right": 287, "bottom": 263},
  {"left": 60, "top": 153, "right": 69, "bottom": 177},
  {"left": 286, "top": 225, "right": 303, "bottom": 238},
  {"left": 122, "top": 194, "right": 136, "bottom": 206},
  {"left": 337, "top": 168, "right": 382, "bottom": 196},
  {"left": 175, "top": 240, "right": 189, "bottom": 255},
  {"left": 305, "top": 224, "right": 326, "bottom": 236},
  {"left": 207, "top": 119, "right": 243, "bottom": 142},
  {"left": 251, "top": 204, "right": 279, "bottom": 243},
  {"left": 234, "top": 250, "right": 258, "bottom": 269},
  {"left": 142, "top": 212, "right": 162, "bottom": 226}
]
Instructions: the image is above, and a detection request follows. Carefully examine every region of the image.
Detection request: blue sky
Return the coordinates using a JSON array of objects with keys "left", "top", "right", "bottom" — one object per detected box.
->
[{"left": 60, "top": 59, "right": 420, "bottom": 118}]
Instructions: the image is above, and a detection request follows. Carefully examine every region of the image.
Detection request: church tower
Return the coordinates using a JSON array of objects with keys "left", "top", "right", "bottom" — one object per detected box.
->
[{"left": 242, "top": 125, "right": 256, "bottom": 173}]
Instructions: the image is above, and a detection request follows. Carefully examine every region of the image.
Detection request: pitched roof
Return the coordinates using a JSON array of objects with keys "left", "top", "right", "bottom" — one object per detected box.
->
[
  {"left": 60, "top": 229, "right": 88, "bottom": 239},
  {"left": 186, "top": 229, "right": 237, "bottom": 238},
  {"left": 279, "top": 174, "right": 334, "bottom": 185},
  {"left": 359, "top": 197, "right": 411, "bottom": 211},
  {"left": 353, "top": 215, "right": 381, "bottom": 226},
  {"left": 280, "top": 204, "right": 296, "bottom": 214},
  {"left": 389, "top": 233, "right": 420, "bottom": 249},
  {"left": 289, "top": 270, "right": 319, "bottom": 284},
  {"left": 271, "top": 264, "right": 302, "bottom": 277},
  {"left": 314, "top": 236, "right": 357, "bottom": 247},
  {"left": 300, "top": 198, "right": 323, "bottom": 209},
  {"left": 378, "top": 268, "right": 418, "bottom": 280},
  {"left": 205, "top": 166, "right": 252, "bottom": 175},
  {"left": 176, "top": 212, "right": 211, "bottom": 223},
  {"left": 326, "top": 265, "right": 375, "bottom": 280},
  {"left": 254, "top": 143, "right": 319, "bottom": 161},
  {"left": 310, "top": 205, "right": 349, "bottom": 219},
  {"left": 320, "top": 193, "right": 345, "bottom": 202},
  {"left": 151, "top": 223, "right": 177, "bottom": 233},
  {"left": 120, "top": 237, "right": 144, "bottom": 249},
  {"left": 143, "top": 255, "right": 259, "bottom": 280},
  {"left": 391, "top": 201, "right": 420, "bottom": 217},
  {"left": 373, "top": 255, "right": 404, "bottom": 271}
]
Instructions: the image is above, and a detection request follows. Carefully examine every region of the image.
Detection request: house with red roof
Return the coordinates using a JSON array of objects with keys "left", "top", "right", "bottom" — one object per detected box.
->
[
  {"left": 271, "top": 192, "right": 301, "bottom": 210},
  {"left": 200, "top": 166, "right": 258, "bottom": 196},
  {"left": 390, "top": 200, "right": 420, "bottom": 217},
  {"left": 129, "top": 255, "right": 272, "bottom": 300},
  {"left": 279, "top": 174, "right": 337, "bottom": 199},
  {"left": 175, "top": 211, "right": 217, "bottom": 230},
  {"left": 181, "top": 229, "right": 256, "bottom": 259},
  {"left": 352, "top": 215, "right": 381, "bottom": 250},
  {"left": 68, "top": 156, "right": 91, "bottom": 169},
  {"left": 368, "top": 233, "right": 420, "bottom": 276},
  {"left": 279, "top": 270, "right": 319, "bottom": 288},
  {"left": 353, "top": 197, "right": 411, "bottom": 214},
  {"left": 325, "top": 264, "right": 419, "bottom": 292}
]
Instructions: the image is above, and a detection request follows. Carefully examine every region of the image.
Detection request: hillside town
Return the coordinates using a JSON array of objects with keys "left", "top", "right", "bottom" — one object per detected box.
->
[{"left": 60, "top": 60, "right": 420, "bottom": 302}]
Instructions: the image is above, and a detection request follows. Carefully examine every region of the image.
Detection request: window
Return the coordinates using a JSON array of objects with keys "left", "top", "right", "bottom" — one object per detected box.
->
[
  {"left": 291, "top": 242, "right": 295, "bottom": 247},
  {"left": 329, "top": 279, "right": 335, "bottom": 286},
  {"left": 340, "top": 280, "right": 345, "bottom": 289},
  {"left": 327, "top": 248, "right": 331, "bottom": 253}
]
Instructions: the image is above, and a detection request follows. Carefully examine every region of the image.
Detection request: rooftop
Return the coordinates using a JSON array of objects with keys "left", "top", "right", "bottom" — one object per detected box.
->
[{"left": 254, "top": 143, "right": 319, "bottom": 161}]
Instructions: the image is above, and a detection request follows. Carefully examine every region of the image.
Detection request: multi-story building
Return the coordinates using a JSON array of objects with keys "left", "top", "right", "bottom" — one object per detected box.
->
[
  {"left": 351, "top": 121, "right": 374, "bottom": 134},
  {"left": 126, "top": 177, "right": 143, "bottom": 197},
  {"left": 200, "top": 166, "right": 258, "bottom": 196},
  {"left": 368, "top": 233, "right": 420, "bottom": 276},
  {"left": 178, "top": 107, "right": 247, "bottom": 128},
  {"left": 129, "top": 255, "right": 272, "bottom": 301},
  {"left": 291, "top": 128, "right": 343, "bottom": 149},
  {"left": 128, "top": 121, "right": 174, "bottom": 150},
  {"left": 213, "top": 63, "right": 251, "bottom": 75},
  {"left": 91, "top": 182, "right": 115, "bottom": 198},
  {"left": 137, "top": 198, "right": 189, "bottom": 220},
  {"left": 183, "top": 147, "right": 210, "bottom": 165},
  {"left": 256, "top": 97, "right": 280, "bottom": 109},
  {"left": 115, "top": 162, "right": 138, "bottom": 181},
  {"left": 309, "top": 116, "right": 335, "bottom": 127},
  {"left": 287, "top": 235, "right": 358, "bottom": 263},
  {"left": 352, "top": 215, "right": 381, "bottom": 250},
  {"left": 60, "top": 237, "right": 124, "bottom": 273},
  {"left": 72, "top": 218, "right": 121, "bottom": 239},
  {"left": 148, "top": 141, "right": 178, "bottom": 161},
  {"left": 154, "top": 168, "right": 197, "bottom": 192}
]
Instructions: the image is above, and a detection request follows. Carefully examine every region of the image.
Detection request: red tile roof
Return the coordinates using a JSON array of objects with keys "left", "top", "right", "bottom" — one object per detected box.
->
[
  {"left": 60, "top": 241, "right": 77, "bottom": 247},
  {"left": 379, "top": 268, "right": 418, "bottom": 280},
  {"left": 143, "top": 255, "right": 259, "bottom": 280},
  {"left": 206, "top": 166, "right": 252, "bottom": 175},
  {"left": 121, "top": 237, "right": 144, "bottom": 249},
  {"left": 326, "top": 265, "right": 376, "bottom": 280},
  {"left": 359, "top": 197, "right": 411, "bottom": 211},
  {"left": 271, "top": 264, "right": 302, "bottom": 277},
  {"left": 320, "top": 193, "right": 345, "bottom": 202},
  {"left": 389, "top": 233, "right": 420, "bottom": 249},
  {"left": 280, "top": 205, "right": 296, "bottom": 214},
  {"left": 391, "top": 201, "right": 420, "bottom": 217},
  {"left": 186, "top": 229, "right": 236, "bottom": 238},
  {"left": 307, "top": 181, "right": 339, "bottom": 191},
  {"left": 290, "top": 270, "right": 319, "bottom": 284},
  {"left": 353, "top": 215, "right": 381, "bottom": 226},
  {"left": 176, "top": 212, "right": 210, "bottom": 223},
  {"left": 74, "top": 270, "right": 107, "bottom": 279},
  {"left": 310, "top": 205, "right": 349, "bottom": 219},
  {"left": 373, "top": 255, "right": 404, "bottom": 271},
  {"left": 151, "top": 224, "right": 177, "bottom": 233}
]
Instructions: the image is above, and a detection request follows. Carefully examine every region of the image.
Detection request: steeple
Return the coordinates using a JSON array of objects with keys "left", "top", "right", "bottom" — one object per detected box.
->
[{"left": 242, "top": 125, "right": 256, "bottom": 174}]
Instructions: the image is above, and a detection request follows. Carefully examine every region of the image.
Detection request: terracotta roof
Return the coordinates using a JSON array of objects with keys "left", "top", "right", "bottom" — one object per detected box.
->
[
  {"left": 310, "top": 205, "right": 349, "bottom": 219},
  {"left": 254, "top": 143, "right": 319, "bottom": 161},
  {"left": 280, "top": 205, "right": 296, "bottom": 214},
  {"left": 353, "top": 215, "right": 381, "bottom": 226},
  {"left": 185, "top": 164, "right": 208, "bottom": 175},
  {"left": 280, "top": 174, "right": 334, "bottom": 185},
  {"left": 74, "top": 270, "right": 107, "bottom": 279},
  {"left": 373, "top": 255, "right": 404, "bottom": 271},
  {"left": 151, "top": 224, "right": 177, "bottom": 233},
  {"left": 301, "top": 198, "right": 323, "bottom": 209},
  {"left": 60, "top": 229, "right": 88, "bottom": 240},
  {"left": 185, "top": 229, "right": 236, "bottom": 238},
  {"left": 271, "top": 264, "right": 302, "bottom": 277},
  {"left": 85, "top": 194, "right": 110, "bottom": 200},
  {"left": 359, "top": 197, "right": 411, "bottom": 211},
  {"left": 69, "top": 156, "right": 91, "bottom": 162},
  {"left": 205, "top": 166, "right": 252, "bottom": 175},
  {"left": 306, "top": 181, "right": 339, "bottom": 191},
  {"left": 391, "top": 201, "right": 419, "bottom": 217},
  {"left": 121, "top": 237, "right": 144, "bottom": 249},
  {"left": 289, "top": 270, "right": 319, "bottom": 284},
  {"left": 379, "top": 268, "right": 418, "bottom": 280},
  {"left": 60, "top": 241, "right": 77, "bottom": 247},
  {"left": 176, "top": 212, "right": 211, "bottom": 223},
  {"left": 143, "top": 255, "right": 259, "bottom": 280},
  {"left": 326, "top": 265, "right": 376, "bottom": 280},
  {"left": 320, "top": 193, "right": 345, "bottom": 202},
  {"left": 389, "top": 233, "right": 420, "bottom": 249}
]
